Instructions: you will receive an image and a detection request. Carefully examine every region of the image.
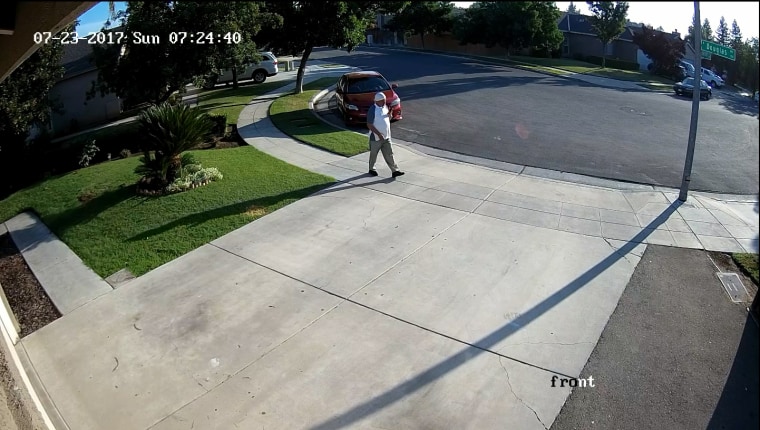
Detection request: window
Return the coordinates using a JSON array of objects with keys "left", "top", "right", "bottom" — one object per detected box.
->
[
  {"left": 605, "top": 43, "right": 613, "bottom": 56},
  {"left": 347, "top": 76, "right": 391, "bottom": 94},
  {"left": 563, "top": 38, "right": 569, "bottom": 55}
]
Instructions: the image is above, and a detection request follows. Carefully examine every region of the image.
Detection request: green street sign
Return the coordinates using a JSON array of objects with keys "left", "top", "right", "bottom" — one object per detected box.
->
[
  {"left": 701, "top": 50, "right": 712, "bottom": 60},
  {"left": 701, "top": 40, "right": 735, "bottom": 61}
]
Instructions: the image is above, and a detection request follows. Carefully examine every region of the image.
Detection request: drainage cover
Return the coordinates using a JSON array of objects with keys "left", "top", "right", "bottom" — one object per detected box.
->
[{"left": 716, "top": 272, "right": 749, "bottom": 303}]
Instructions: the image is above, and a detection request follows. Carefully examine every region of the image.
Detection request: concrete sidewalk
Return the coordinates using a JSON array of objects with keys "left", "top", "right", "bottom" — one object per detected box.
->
[{"left": 11, "top": 69, "right": 759, "bottom": 430}]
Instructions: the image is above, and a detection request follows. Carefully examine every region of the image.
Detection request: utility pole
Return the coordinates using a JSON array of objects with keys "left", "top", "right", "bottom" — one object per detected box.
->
[{"left": 679, "top": 1, "right": 702, "bottom": 202}]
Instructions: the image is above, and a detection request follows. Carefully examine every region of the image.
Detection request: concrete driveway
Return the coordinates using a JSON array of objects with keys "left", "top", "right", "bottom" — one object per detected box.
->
[{"left": 11, "top": 72, "right": 758, "bottom": 430}]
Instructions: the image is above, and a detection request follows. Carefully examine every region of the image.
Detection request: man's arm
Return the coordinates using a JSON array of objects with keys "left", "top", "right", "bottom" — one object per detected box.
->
[{"left": 366, "top": 106, "right": 384, "bottom": 139}]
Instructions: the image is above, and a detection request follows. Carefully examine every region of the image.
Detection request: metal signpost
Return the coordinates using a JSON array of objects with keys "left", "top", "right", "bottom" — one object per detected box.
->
[
  {"left": 679, "top": 1, "right": 702, "bottom": 202},
  {"left": 679, "top": 5, "right": 737, "bottom": 202}
]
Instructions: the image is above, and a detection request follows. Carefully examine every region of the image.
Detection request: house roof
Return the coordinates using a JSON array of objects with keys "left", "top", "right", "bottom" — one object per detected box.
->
[
  {"left": 60, "top": 42, "right": 95, "bottom": 79},
  {"left": 558, "top": 13, "right": 682, "bottom": 43},
  {"left": 59, "top": 26, "right": 125, "bottom": 80}
]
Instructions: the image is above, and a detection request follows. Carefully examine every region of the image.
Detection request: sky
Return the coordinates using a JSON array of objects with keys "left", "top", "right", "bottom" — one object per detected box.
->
[
  {"left": 77, "top": 1, "right": 759, "bottom": 41},
  {"left": 75, "top": 2, "right": 127, "bottom": 35}
]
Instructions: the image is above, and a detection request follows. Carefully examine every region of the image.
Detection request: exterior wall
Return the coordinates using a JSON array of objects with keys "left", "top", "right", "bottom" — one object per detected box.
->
[
  {"left": 48, "top": 70, "right": 121, "bottom": 136},
  {"left": 637, "top": 49, "right": 653, "bottom": 71},
  {"left": 566, "top": 34, "right": 638, "bottom": 63},
  {"left": 567, "top": 34, "right": 603, "bottom": 59},
  {"left": 613, "top": 40, "right": 639, "bottom": 63}
]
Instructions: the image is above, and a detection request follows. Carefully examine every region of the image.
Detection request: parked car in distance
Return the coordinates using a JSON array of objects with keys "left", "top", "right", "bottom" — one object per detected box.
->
[
  {"left": 335, "top": 71, "right": 402, "bottom": 125},
  {"left": 700, "top": 67, "right": 724, "bottom": 88},
  {"left": 203, "top": 51, "right": 278, "bottom": 88},
  {"left": 679, "top": 60, "right": 696, "bottom": 78},
  {"left": 673, "top": 77, "right": 712, "bottom": 100}
]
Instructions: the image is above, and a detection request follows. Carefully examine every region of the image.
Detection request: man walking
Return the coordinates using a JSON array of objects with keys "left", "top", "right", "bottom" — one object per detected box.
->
[{"left": 367, "top": 92, "right": 404, "bottom": 177}]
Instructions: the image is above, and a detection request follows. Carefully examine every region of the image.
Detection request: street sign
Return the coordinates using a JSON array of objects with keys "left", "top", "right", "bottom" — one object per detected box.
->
[
  {"left": 701, "top": 50, "right": 712, "bottom": 60},
  {"left": 701, "top": 40, "right": 735, "bottom": 61}
]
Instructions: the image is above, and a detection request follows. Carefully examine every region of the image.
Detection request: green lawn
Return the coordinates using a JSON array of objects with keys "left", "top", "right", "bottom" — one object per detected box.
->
[
  {"left": 53, "top": 81, "right": 290, "bottom": 153},
  {"left": 269, "top": 77, "right": 368, "bottom": 157},
  {"left": 196, "top": 80, "right": 290, "bottom": 122},
  {"left": 733, "top": 253, "right": 759, "bottom": 286},
  {"left": 491, "top": 55, "right": 676, "bottom": 86},
  {"left": 0, "top": 147, "right": 334, "bottom": 278}
]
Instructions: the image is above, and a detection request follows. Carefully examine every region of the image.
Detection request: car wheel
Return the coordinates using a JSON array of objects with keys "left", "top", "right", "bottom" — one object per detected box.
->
[{"left": 252, "top": 70, "right": 267, "bottom": 84}]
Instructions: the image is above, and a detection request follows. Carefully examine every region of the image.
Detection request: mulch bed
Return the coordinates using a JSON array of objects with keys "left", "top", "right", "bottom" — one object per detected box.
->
[{"left": 0, "top": 234, "right": 60, "bottom": 338}]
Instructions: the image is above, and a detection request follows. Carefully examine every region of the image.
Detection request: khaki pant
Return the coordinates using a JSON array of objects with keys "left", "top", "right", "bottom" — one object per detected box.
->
[{"left": 369, "top": 137, "right": 399, "bottom": 172}]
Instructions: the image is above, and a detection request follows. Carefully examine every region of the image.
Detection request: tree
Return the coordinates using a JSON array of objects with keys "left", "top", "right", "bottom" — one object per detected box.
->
[
  {"left": 586, "top": 1, "right": 629, "bottom": 68},
  {"left": 656, "top": 25, "right": 664, "bottom": 31},
  {"left": 90, "top": 2, "right": 196, "bottom": 107},
  {"left": 735, "top": 37, "right": 759, "bottom": 95},
  {"left": 716, "top": 16, "right": 729, "bottom": 45},
  {"left": 385, "top": 1, "right": 454, "bottom": 50},
  {"left": 530, "top": 2, "right": 566, "bottom": 57},
  {"left": 724, "top": 19, "right": 744, "bottom": 85},
  {"left": 730, "top": 19, "right": 742, "bottom": 50},
  {"left": 0, "top": 24, "right": 70, "bottom": 197},
  {"left": 632, "top": 24, "right": 685, "bottom": 80},
  {"left": 90, "top": 2, "right": 272, "bottom": 106},
  {"left": 566, "top": 1, "right": 580, "bottom": 14},
  {"left": 260, "top": 2, "right": 379, "bottom": 94},
  {"left": 175, "top": 2, "right": 279, "bottom": 90},
  {"left": 454, "top": 2, "right": 563, "bottom": 57},
  {"left": 707, "top": 17, "right": 730, "bottom": 77},
  {"left": 701, "top": 18, "right": 713, "bottom": 41}
]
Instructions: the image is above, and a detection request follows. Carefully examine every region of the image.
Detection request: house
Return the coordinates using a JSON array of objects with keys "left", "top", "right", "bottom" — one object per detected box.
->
[
  {"left": 558, "top": 13, "right": 684, "bottom": 71},
  {"left": 47, "top": 39, "right": 122, "bottom": 136},
  {"left": 366, "top": 13, "right": 401, "bottom": 46}
]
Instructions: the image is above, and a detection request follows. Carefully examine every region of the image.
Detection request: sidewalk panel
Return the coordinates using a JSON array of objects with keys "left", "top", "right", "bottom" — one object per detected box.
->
[
  {"left": 354, "top": 213, "right": 640, "bottom": 377},
  {"left": 211, "top": 185, "right": 466, "bottom": 298},
  {"left": 21, "top": 244, "right": 341, "bottom": 430},
  {"left": 151, "top": 300, "right": 560, "bottom": 430}
]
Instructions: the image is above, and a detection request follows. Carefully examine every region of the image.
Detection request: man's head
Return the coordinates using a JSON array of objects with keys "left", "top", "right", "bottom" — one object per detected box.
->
[{"left": 374, "top": 92, "right": 386, "bottom": 106}]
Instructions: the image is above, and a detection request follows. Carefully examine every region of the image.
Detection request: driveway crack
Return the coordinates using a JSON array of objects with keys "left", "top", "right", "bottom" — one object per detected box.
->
[
  {"left": 602, "top": 237, "right": 639, "bottom": 264},
  {"left": 498, "top": 357, "right": 548, "bottom": 430}
]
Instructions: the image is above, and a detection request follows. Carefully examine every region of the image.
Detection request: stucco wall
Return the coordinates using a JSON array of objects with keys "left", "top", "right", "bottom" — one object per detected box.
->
[{"left": 48, "top": 71, "right": 121, "bottom": 136}]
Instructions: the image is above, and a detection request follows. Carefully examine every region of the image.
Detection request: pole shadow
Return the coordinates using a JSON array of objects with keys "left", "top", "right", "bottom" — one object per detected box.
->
[{"left": 308, "top": 200, "right": 683, "bottom": 430}]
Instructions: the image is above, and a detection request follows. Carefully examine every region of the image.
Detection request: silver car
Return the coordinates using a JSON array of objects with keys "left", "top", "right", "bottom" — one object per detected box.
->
[{"left": 204, "top": 52, "right": 278, "bottom": 88}]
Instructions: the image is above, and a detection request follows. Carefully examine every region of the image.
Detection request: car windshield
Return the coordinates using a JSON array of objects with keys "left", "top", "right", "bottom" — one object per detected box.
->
[{"left": 347, "top": 76, "right": 390, "bottom": 94}]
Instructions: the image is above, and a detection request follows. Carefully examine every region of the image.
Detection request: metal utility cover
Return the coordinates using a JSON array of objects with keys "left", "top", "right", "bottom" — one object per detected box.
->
[{"left": 716, "top": 272, "right": 749, "bottom": 303}]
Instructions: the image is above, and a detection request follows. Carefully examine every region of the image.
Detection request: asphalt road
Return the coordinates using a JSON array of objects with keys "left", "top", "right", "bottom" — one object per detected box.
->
[
  {"left": 552, "top": 245, "right": 759, "bottom": 430},
  {"left": 310, "top": 47, "right": 759, "bottom": 195}
]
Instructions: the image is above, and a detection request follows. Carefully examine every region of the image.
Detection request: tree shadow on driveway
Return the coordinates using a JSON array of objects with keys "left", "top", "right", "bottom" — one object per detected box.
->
[{"left": 706, "top": 314, "right": 759, "bottom": 429}]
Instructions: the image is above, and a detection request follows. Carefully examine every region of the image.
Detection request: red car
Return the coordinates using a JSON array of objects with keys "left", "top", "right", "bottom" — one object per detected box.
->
[{"left": 335, "top": 71, "right": 402, "bottom": 125}]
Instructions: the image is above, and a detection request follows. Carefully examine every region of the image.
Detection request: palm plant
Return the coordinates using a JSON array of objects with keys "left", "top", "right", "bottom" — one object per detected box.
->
[{"left": 137, "top": 103, "right": 213, "bottom": 187}]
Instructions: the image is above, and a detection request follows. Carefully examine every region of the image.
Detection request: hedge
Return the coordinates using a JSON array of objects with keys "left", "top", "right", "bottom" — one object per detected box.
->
[{"left": 584, "top": 55, "right": 640, "bottom": 71}]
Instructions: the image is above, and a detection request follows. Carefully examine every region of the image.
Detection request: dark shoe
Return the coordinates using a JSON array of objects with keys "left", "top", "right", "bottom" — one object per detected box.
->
[
  {"left": 392, "top": 171, "right": 405, "bottom": 177},
  {"left": 368, "top": 170, "right": 378, "bottom": 177}
]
